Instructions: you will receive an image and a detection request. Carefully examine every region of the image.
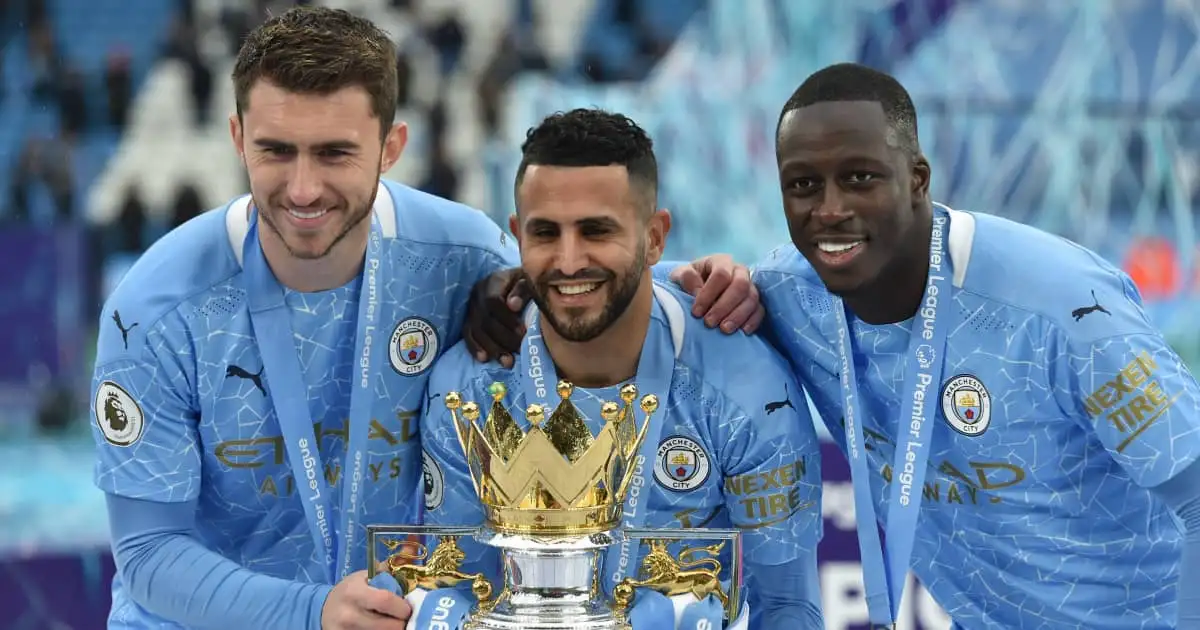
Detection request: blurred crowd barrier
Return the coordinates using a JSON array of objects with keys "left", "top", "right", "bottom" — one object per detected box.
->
[{"left": 2, "top": 1, "right": 1197, "bottom": 628}]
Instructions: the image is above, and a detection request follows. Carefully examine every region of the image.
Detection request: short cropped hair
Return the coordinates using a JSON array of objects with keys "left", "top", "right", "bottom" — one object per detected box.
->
[
  {"left": 232, "top": 7, "right": 398, "bottom": 137},
  {"left": 778, "top": 63, "right": 920, "bottom": 156},
  {"left": 516, "top": 108, "right": 658, "bottom": 214}
]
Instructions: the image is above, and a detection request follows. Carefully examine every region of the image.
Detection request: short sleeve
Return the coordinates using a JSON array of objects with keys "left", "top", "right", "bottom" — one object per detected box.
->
[
  {"left": 714, "top": 344, "right": 823, "bottom": 567},
  {"left": 1065, "top": 331, "right": 1200, "bottom": 488},
  {"left": 433, "top": 214, "right": 521, "bottom": 353},
  {"left": 458, "top": 208, "right": 520, "bottom": 283},
  {"left": 91, "top": 310, "right": 202, "bottom": 503}
]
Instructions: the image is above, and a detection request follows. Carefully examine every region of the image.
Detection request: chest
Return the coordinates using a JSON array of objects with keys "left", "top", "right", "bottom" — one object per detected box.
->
[
  {"left": 514, "top": 383, "right": 732, "bottom": 523},
  {"left": 190, "top": 288, "right": 457, "bottom": 490},
  {"left": 795, "top": 309, "right": 1089, "bottom": 509}
]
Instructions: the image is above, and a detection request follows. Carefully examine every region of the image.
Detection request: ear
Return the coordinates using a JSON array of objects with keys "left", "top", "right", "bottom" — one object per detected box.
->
[
  {"left": 229, "top": 114, "right": 245, "bottom": 164},
  {"left": 645, "top": 208, "right": 672, "bottom": 266},
  {"left": 380, "top": 122, "right": 409, "bottom": 173},
  {"left": 911, "top": 152, "right": 932, "bottom": 202},
  {"left": 508, "top": 213, "right": 520, "bottom": 247}
]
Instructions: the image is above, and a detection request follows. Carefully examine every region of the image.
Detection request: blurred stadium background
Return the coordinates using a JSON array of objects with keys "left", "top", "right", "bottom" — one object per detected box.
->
[{"left": 0, "top": 0, "right": 1196, "bottom": 628}]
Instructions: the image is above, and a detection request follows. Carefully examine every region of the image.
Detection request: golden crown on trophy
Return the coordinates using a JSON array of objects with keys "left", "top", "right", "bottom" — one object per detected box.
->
[{"left": 444, "top": 380, "right": 659, "bottom": 535}]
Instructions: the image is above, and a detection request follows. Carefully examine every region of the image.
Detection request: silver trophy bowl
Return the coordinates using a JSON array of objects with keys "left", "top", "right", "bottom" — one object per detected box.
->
[{"left": 463, "top": 528, "right": 628, "bottom": 630}]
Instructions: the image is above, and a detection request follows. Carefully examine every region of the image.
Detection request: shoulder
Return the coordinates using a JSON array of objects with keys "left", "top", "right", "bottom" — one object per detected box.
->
[
  {"left": 425, "top": 342, "right": 516, "bottom": 439},
  {"left": 751, "top": 243, "right": 822, "bottom": 288},
  {"left": 382, "top": 180, "right": 517, "bottom": 264},
  {"left": 427, "top": 340, "right": 510, "bottom": 399},
  {"left": 750, "top": 245, "right": 833, "bottom": 322},
  {"left": 951, "top": 207, "right": 1154, "bottom": 343},
  {"left": 97, "top": 199, "right": 244, "bottom": 364},
  {"left": 656, "top": 283, "right": 802, "bottom": 409}
]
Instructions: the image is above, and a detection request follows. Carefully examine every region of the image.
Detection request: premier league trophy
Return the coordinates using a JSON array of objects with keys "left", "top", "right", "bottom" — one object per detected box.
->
[{"left": 366, "top": 381, "right": 746, "bottom": 630}]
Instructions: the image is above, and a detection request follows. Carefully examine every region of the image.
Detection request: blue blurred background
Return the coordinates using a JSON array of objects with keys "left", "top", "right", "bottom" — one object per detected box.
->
[{"left": 0, "top": 0, "right": 1196, "bottom": 628}]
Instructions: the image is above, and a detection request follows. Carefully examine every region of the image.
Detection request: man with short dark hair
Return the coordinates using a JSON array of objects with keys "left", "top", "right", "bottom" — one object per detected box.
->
[
  {"left": 466, "top": 63, "right": 1200, "bottom": 629},
  {"left": 91, "top": 7, "right": 517, "bottom": 629},
  {"left": 425, "top": 108, "right": 825, "bottom": 630},
  {"left": 680, "top": 63, "right": 1200, "bottom": 629}
]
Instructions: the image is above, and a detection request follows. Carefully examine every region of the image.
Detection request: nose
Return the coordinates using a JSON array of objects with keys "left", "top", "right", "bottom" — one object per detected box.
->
[
  {"left": 553, "top": 231, "right": 588, "bottom": 277},
  {"left": 812, "top": 186, "right": 852, "bottom": 228},
  {"left": 286, "top": 157, "right": 323, "bottom": 208}
]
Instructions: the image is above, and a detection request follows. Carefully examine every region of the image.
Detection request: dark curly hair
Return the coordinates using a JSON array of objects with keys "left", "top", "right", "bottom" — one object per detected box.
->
[{"left": 515, "top": 108, "right": 657, "bottom": 215}]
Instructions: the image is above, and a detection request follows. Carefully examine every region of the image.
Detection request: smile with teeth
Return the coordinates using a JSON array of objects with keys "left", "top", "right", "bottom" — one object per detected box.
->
[
  {"left": 287, "top": 208, "right": 329, "bottom": 220},
  {"left": 816, "top": 241, "right": 863, "bottom": 253},
  {"left": 554, "top": 282, "right": 602, "bottom": 295}
]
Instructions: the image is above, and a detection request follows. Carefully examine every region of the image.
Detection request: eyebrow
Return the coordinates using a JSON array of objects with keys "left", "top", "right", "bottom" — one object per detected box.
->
[
  {"left": 524, "top": 216, "right": 622, "bottom": 231},
  {"left": 253, "top": 138, "right": 362, "bottom": 152},
  {"left": 779, "top": 154, "right": 892, "bottom": 171}
]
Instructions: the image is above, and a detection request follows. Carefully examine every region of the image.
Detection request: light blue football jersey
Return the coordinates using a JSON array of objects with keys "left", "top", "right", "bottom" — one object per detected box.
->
[
  {"left": 753, "top": 206, "right": 1200, "bottom": 629},
  {"left": 422, "top": 282, "right": 824, "bottom": 629},
  {"left": 90, "top": 180, "right": 518, "bottom": 626}
]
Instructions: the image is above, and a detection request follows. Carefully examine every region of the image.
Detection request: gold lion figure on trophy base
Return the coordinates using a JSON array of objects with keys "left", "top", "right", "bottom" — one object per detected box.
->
[
  {"left": 381, "top": 535, "right": 494, "bottom": 605},
  {"left": 614, "top": 539, "right": 730, "bottom": 613}
]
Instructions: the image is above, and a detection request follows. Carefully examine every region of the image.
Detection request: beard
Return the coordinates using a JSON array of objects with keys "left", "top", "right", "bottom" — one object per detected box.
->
[
  {"left": 256, "top": 175, "right": 380, "bottom": 261},
  {"left": 529, "top": 244, "right": 647, "bottom": 343}
]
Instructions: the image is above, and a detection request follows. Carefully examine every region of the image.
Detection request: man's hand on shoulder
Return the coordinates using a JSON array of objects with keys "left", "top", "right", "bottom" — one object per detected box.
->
[
  {"left": 322, "top": 570, "right": 411, "bottom": 629},
  {"left": 668, "top": 254, "right": 764, "bottom": 334},
  {"left": 464, "top": 267, "right": 531, "bottom": 367}
]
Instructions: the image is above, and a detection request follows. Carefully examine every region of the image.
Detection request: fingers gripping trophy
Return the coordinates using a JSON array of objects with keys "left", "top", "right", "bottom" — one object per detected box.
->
[{"left": 366, "top": 381, "right": 748, "bottom": 630}]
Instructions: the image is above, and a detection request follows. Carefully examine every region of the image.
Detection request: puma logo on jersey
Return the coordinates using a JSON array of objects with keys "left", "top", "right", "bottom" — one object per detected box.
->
[
  {"left": 1071, "top": 290, "right": 1111, "bottom": 322},
  {"left": 112, "top": 310, "right": 138, "bottom": 349},
  {"left": 226, "top": 364, "right": 266, "bottom": 396},
  {"left": 764, "top": 384, "right": 795, "bottom": 415}
]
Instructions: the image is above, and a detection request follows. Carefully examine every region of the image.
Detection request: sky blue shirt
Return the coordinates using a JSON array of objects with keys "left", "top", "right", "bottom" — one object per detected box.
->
[{"left": 753, "top": 206, "right": 1200, "bottom": 629}]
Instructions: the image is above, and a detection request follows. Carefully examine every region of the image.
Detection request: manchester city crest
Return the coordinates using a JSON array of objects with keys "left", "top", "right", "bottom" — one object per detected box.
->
[
  {"left": 940, "top": 374, "right": 991, "bottom": 436},
  {"left": 653, "top": 436, "right": 711, "bottom": 491},
  {"left": 390, "top": 317, "right": 439, "bottom": 376}
]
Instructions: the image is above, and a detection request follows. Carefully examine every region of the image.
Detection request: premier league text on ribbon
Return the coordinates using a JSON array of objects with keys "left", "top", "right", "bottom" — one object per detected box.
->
[
  {"left": 836, "top": 207, "right": 955, "bottom": 626},
  {"left": 898, "top": 214, "right": 947, "bottom": 508},
  {"left": 298, "top": 436, "right": 333, "bottom": 568},
  {"left": 612, "top": 457, "right": 646, "bottom": 585}
]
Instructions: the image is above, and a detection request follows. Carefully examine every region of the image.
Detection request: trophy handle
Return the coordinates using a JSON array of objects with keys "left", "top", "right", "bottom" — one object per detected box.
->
[
  {"left": 611, "top": 582, "right": 636, "bottom": 630},
  {"left": 609, "top": 534, "right": 739, "bottom": 624},
  {"left": 376, "top": 531, "right": 497, "bottom": 612},
  {"left": 470, "top": 575, "right": 496, "bottom": 611}
]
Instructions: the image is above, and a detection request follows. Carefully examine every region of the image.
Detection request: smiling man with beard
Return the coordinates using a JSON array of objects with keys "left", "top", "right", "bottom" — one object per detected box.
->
[
  {"left": 89, "top": 7, "right": 518, "bottom": 630},
  {"left": 421, "top": 109, "right": 825, "bottom": 630}
]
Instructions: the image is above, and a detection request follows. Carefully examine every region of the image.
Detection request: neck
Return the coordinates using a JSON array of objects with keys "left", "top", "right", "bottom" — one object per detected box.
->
[
  {"left": 259, "top": 217, "right": 370, "bottom": 293},
  {"left": 844, "top": 204, "right": 935, "bottom": 325},
  {"left": 541, "top": 279, "right": 655, "bottom": 389}
]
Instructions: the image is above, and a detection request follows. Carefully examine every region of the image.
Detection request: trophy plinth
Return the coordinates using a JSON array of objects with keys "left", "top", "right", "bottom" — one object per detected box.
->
[{"left": 464, "top": 528, "right": 625, "bottom": 630}]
